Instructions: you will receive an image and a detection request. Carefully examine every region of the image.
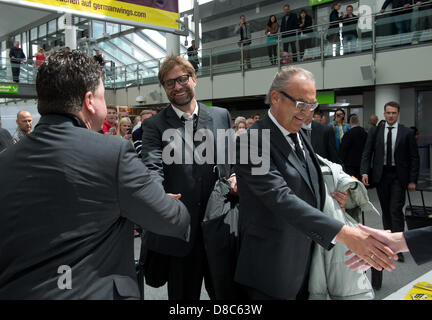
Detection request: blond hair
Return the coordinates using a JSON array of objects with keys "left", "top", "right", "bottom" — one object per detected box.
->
[{"left": 116, "top": 117, "right": 131, "bottom": 137}]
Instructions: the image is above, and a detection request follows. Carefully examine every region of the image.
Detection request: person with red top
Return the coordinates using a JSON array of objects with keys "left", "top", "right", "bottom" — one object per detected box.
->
[
  {"left": 34, "top": 47, "right": 45, "bottom": 67},
  {"left": 102, "top": 105, "right": 118, "bottom": 134}
]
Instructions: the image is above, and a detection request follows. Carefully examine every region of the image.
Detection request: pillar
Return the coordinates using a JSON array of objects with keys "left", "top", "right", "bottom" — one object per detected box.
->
[
  {"left": 375, "top": 85, "right": 400, "bottom": 120},
  {"left": 64, "top": 14, "right": 77, "bottom": 50},
  {"left": 166, "top": 33, "right": 180, "bottom": 56}
]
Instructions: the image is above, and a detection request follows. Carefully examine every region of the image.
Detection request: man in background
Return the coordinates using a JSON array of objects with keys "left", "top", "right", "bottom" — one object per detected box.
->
[
  {"left": 361, "top": 101, "right": 419, "bottom": 263},
  {"left": 302, "top": 107, "right": 340, "bottom": 163},
  {"left": 102, "top": 105, "right": 118, "bottom": 134},
  {"left": 340, "top": 114, "right": 368, "bottom": 180},
  {"left": 187, "top": 40, "right": 199, "bottom": 73},
  {"left": 9, "top": 41, "right": 26, "bottom": 83},
  {"left": 280, "top": 4, "right": 299, "bottom": 62},
  {"left": 94, "top": 49, "right": 105, "bottom": 67},
  {"left": 0, "top": 126, "right": 13, "bottom": 152},
  {"left": 12, "top": 110, "right": 33, "bottom": 144}
]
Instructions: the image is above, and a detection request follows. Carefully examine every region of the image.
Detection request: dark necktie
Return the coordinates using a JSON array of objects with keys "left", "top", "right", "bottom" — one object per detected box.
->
[
  {"left": 181, "top": 113, "right": 197, "bottom": 131},
  {"left": 289, "top": 133, "right": 306, "bottom": 164},
  {"left": 386, "top": 127, "right": 393, "bottom": 166}
]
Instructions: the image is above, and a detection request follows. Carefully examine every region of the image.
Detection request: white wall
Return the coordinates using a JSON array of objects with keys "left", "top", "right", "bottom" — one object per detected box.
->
[{"left": 399, "top": 87, "right": 416, "bottom": 127}]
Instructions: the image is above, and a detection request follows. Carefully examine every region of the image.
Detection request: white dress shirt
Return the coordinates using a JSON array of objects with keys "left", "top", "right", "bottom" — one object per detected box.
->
[
  {"left": 384, "top": 122, "right": 398, "bottom": 166},
  {"left": 268, "top": 110, "right": 305, "bottom": 158},
  {"left": 268, "top": 110, "right": 337, "bottom": 244},
  {"left": 171, "top": 100, "right": 199, "bottom": 120}
]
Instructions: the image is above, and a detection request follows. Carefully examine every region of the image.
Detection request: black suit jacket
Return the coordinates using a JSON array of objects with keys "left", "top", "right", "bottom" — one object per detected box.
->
[
  {"left": 234, "top": 115, "right": 344, "bottom": 299},
  {"left": 141, "top": 103, "right": 232, "bottom": 257},
  {"left": 360, "top": 124, "right": 419, "bottom": 187},
  {"left": 299, "top": 15, "right": 313, "bottom": 33},
  {"left": 340, "top": 126, "right": 368, "bottom": 167},
  {"left": 0, "top": 114, "right": 190, "bottom": 299},
  {"left": 280, "top": 13, "right": 299, "bottom": 36},
  {"left": 405, "top": 226, "right": 432, "bottom": 265},
  {"left": 304, "top": 121, "right": 340, "bottom": 164},
  {"left": 0, "top": 128, "right": 13, "bottom": 152}
]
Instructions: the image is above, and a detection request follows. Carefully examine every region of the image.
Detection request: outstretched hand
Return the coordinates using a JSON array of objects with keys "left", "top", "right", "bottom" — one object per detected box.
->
[
  {"left": 336, "top": 225, "right": 398, "bottom": 272},
  {"left": 344, "top": 224, "right": 409, "bottom": 271}
]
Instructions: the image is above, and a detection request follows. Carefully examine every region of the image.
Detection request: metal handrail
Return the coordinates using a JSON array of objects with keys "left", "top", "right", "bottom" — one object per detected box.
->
[{"left": 1, "top": 4, "right": 431, "bottom": 88}]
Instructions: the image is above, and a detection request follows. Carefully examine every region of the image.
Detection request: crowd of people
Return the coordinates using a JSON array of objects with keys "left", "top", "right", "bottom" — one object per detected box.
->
[
  {"left": 8, "top": 41, "right": 106, "bottom": 83},
  {"left": 237, "top": 1, "right": 432, "bottom": 67},
  {"left": 0, "top": 49, "right": 430, "bottom": 302}
]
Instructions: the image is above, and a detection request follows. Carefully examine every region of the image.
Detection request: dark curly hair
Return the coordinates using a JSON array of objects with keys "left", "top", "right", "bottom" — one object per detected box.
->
[{"left": 36, "top": 50, "right": 104, "bottom": 115}]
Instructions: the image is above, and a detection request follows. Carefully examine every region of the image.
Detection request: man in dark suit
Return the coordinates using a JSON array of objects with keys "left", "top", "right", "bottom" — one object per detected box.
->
[
  {"left": 0, "top": 51, "right": 190, "bottom": 299},
  {"left": 302, "top": 107, "right": 340, "bottom": 163},
  {"left": 0, "top": 127, "right": 13, "bottom": 152},
  {"left": 9, "top": 41, "right": 26, "bottom": 83},
  {"left": 141, "top": 55, "right": 235, "bottom": 300},
  {"left": 234, "top": 66, "right": 397, "bottom": 300},
  {"left": 280, "top": 4, "right": 299, "bottom": 62},
  {"left": 360, "top": 101, "right": 420, "bottom": 262},
  {"left": 187, "top": 40, "right": 199, "bottom": 72},
  {"left": 340, "top": 114, "right": 368, "bottom": 180}
]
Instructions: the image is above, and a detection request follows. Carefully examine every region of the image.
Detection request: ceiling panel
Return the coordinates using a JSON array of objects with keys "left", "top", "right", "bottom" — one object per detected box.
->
[{"left": 0, "top": 3, "right": 53, "bottom": 39}]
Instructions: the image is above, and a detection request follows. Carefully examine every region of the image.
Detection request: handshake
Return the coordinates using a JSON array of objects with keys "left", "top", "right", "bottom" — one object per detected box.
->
[{"left": 337, "top": 224, "right": 408, "bottom": 272}]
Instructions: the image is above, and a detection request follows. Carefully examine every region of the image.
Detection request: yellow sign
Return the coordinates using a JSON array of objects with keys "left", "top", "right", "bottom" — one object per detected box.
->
[
  {"left": 403, "top": 282, "right": 432, "bottom": 300},
  {"left": 6, "top": 0, "right": 179, "bottom": 30}
]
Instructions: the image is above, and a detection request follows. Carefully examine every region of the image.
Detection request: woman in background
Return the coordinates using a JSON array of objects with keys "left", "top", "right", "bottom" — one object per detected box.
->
[
  {"left": 34, "top": 47, "right": 45, "bottom": 67},
  {"left": 265, "top": 15, "right": 279, "bottom": 65},
  {"left": 116, "top": 117, "right": 133, "bottom": 144},
  {"left": 298, "top": 9, "right": 313, "bottom": 61}
]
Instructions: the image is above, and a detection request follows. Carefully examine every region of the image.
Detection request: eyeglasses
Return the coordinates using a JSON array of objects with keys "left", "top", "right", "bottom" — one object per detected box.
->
[
  {"left": 279, "top": 91, "right": 319, "bottom": 111},
  {"left": 162, "top": 74, "right": 191, "bottom": 89}
]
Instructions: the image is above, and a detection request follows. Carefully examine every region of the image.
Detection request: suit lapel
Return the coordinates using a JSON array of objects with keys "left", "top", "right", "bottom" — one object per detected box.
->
[
  {"left": 300, "top": 129, "right": 324, "bottom": 209},
  {"left": 264, "top": 117, "right": 315, "bottom": 196},
  {"left": 196, "top": 103, "right": 213, "bottom": 133},
  {"left": 378, "top": 125, "right": 385, "bottom": 152},
  {"left": 165, "top": 105, "right": 186, "bottom": 142},
  {"left": 394, "top": 124, "right": 403, "bottom": 152}
]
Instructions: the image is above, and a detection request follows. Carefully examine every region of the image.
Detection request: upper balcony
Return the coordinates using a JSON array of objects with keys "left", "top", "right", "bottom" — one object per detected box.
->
[{"left": 1, "top": 5, "right": 431, "bottom": 102}]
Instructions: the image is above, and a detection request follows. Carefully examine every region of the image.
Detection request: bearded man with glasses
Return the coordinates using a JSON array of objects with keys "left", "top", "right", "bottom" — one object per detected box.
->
[{"left": 140, "top": 55, "right": 235, "bottom": 300}]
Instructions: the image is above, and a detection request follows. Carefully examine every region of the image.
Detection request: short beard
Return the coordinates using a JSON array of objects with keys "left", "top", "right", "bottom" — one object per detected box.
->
[{"left": 168, "top": 91, "right": 194, "bottom": 107}]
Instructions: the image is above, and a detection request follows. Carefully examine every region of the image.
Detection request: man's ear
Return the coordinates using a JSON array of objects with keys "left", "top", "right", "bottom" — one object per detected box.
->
[
  {"left": 270, "top": 90, "right": 280, "bottom": 106},
  {"left": 83, "top": 91, "right": 95, "bottom": 115}
]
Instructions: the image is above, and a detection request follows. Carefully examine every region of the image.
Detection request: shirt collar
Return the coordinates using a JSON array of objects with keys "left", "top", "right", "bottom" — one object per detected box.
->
[
  {"left": 385, "top": 122, "right": 398, "bottom": 129},
  {"left": 171, "top": 100, "right": 199, "bottom": 120},
  {"left": 302, "top": 122, "right": 312, "bottom": 130},
  {"left": 268, "top": 109, "right": 296, "bottom": 137}
]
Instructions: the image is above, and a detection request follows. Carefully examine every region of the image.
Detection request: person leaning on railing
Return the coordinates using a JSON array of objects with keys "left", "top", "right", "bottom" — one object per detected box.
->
[
  {"left": 380, "top": 0, "right": 413, "bottom": 35},
  {"left": 341, "top": 5, "right": 359, "bottom": 53},
  {"left": 238, "top": 15, "right": 252, "bottom": 69},
  {"left": 328, "top": 1, "right": 343, "bottom": 44},
  {"left": 9, "top": 41, "right": 26, "bottom": 83},
  {"left": 298, "top": 9, "right": 313, "bottom": 61},
  {"left": 265, "top": 15, "right": 279, "bottom": 65},
  {"left": 34, "top": 47, "right": 46, "bottom": 67},
  {"left": 412, "top": 0, "right": 432, "bottom": 44}
]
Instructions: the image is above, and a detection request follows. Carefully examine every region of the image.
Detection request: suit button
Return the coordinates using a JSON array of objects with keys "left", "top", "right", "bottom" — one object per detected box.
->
[{"left": 197, "top": 202, "right": 201, "bottom": 206}]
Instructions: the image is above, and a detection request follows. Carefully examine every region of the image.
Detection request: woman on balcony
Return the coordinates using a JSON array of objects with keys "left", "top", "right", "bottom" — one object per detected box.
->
[{"left": 265, "top": 15, "right": 279, "bottom": 65}]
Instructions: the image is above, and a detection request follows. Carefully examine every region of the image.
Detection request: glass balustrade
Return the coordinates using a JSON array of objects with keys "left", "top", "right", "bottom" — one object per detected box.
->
[{"left": 1, "top": 5, "right": 431, "bottom": 90}]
